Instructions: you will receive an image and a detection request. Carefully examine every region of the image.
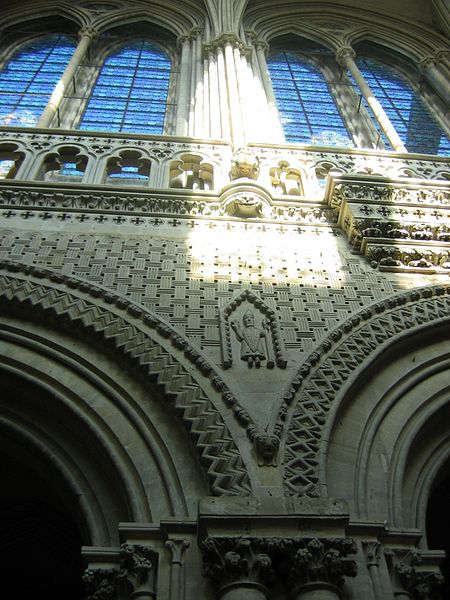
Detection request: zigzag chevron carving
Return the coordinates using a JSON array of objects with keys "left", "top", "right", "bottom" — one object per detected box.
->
[
  {"left": 283, "top": 284, "right": 450, "bottom": 497},
  {"left": 0, "top": 264, "right": 251, "bottom": 496}
]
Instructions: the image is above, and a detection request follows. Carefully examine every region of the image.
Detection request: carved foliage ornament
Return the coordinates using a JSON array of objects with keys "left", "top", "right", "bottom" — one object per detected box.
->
[{"left": 201, "top": 537, "right": 357, "bottom": 593}]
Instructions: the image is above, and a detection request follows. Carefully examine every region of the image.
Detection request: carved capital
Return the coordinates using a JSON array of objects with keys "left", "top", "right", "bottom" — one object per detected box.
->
[
  {"left": 363, "top": 541, "right": 382, "bottom": 567},
  {"left": 201, "top": 537, "right": 274, "bottom": 590},
  {"left": 419, "top": 56, "right": 437, "bottom": 74},
  {"left": 118, "top": 543, "right": 157, "bottom": 597},
  {"left": 335, "top": 46, "right": 356, "bottom": 66},
  {"left": 177, "top": 34, "right": 191, "bottom": 50},
  {"left": 386, "top": 549, "right": 444, "bottom": 599},
  {"left": 435, "top": 49, "right": 450, "bottom": 64},
  {"left": 83, "top": 568, "right": 119, "bottom": 600},
  {"left": 208, "top": 32, "right": 245, "bottom": 52},
  {"left": 283, "top": 538, "right": 357, "bottom": 590},
  {"left": 79, "top": 26, "right": 99, "bottom": 42}
]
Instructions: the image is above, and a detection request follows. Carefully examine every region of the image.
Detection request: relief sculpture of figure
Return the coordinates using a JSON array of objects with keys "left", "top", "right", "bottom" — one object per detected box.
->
[{"left": 231, "top": 310, "right": 270, "bottom": 368}]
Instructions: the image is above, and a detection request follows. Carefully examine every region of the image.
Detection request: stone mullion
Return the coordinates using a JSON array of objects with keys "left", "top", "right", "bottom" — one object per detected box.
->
[
  {"left": 37, "top": 26, "right": 98, "bottom": 128},
  {"left": 336, "top": 46, "right": 407, "bottom": 153}
]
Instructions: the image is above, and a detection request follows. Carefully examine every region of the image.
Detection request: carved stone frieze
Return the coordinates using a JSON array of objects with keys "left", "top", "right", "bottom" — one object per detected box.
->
[
  {"left": 0, "top": 182, "right": 335, "bottom": 225},
  {"left": 329, "top": 176, "right": 450, "bottom": 273}
]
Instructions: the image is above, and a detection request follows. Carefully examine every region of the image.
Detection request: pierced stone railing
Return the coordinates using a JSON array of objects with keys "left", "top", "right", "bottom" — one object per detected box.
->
[{"left": 0, "top": 127, "right": 449, "bottom": 199}]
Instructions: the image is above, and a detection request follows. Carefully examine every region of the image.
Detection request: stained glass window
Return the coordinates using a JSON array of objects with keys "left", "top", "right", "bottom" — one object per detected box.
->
[
  {"left": 267, "top": 52, "right": 353, "bottom": 146},
  {"left": 0, "top": 35, "right": 75, "bottom": 127},
  {"left": 79, "top": 41, "right": 170, "bottom": 134},
  {"left": 356, "top": 58, "right": 450, "bottom": 156}
]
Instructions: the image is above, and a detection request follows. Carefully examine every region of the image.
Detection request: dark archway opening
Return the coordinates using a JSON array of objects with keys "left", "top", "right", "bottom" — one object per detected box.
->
[
  {"left": 0, "top": 371, "right": 88, "bottom": 600},
  {"left": 0, "top": 453, "right": 85, "bottom": 599},
  {"left": 426, "top": 473, "right": 450, "bottom": 596}
]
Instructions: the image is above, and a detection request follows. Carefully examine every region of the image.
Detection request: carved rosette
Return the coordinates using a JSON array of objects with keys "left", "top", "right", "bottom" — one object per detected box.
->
[
  {"left": 202, "top": 537, "right": 274, "bottom": 598},
  {"left": 83, "top": 568, "right": 119, "bottom": 600}
]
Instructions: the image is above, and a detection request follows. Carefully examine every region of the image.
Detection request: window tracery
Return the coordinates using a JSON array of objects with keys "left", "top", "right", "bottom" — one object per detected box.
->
[
  {"left": 0, "top": 35, "right": 76, "bottom": 127},
  {"left": 354, "top": 57, "right": 450, "bottom": 156},
  {"left": 267, "top": 51, "right": 353, "bottom": 147},
  {"left": 78, "top": 40, "right": 171, "bottom": 134}
]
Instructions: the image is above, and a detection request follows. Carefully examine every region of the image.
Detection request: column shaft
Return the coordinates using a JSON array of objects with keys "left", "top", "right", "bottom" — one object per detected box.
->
[
  {"left": 255, "top": 44, "right": 285, "bottom": 142},
  {"left": 175, "top": 37, "right": 191, "bottom": 136},
  {"left": 224, "top": 41, "right": 244, "bottom": 146},
  {"left": 339, "top": 50, "right": 407, "bottom": 152},
  {"left": 37, "top": 30, "right": 95, "bottom": 128}
]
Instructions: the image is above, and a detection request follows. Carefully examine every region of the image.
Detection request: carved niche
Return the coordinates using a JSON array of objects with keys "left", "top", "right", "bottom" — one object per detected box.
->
[{"left": 220, "top": 290, "right": 287, "bottom": 369}]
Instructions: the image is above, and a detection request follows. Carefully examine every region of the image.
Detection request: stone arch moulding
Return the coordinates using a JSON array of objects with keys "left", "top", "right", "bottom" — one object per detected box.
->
[
  {"left": 281, "top": 283, "right": 450, "bottom": 499},
  {"left": 0, "top": 260, "right": 252, "bottom": 498}
]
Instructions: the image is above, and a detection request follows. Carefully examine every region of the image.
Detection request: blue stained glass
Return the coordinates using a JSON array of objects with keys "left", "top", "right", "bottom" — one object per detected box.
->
[
  {"left": 268, "top": 51, "right": 353, "bottom": 147},
  {"left": 0, "top": 35, "right": 75, "bottom": 126},
  {"left": 79, "top": 40, "right": 170, "bottom": 134},
  {"left": 356, "top": 58, "right": 450, "bottom": 156}
]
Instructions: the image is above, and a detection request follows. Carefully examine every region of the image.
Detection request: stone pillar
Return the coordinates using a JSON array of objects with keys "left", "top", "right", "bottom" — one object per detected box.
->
[
  {"left": 336, "top": 46, "right": 407, "bottom": 153},
  {"left": 216, "top": 43, "right": 231, "bottom": 140},
  {"left": 166, "top": 539, "right": 190, "bottom": 600},
  {"left": 207, "top": 47, "right": 221, "bottom": 138},
  {"left": 223, "top": 35, "right": 245, "bottom": 146},
  {"left": 283, "top": 538, "right": 358, "bottom": 600},
  {"left": 175, "top": 35, "right": 192, "bottom": 136},
  {"left": 193, "top": 28, "right": 204, "bottom": 138},
  {"left": 201, "top": 537, "right": 273, "bottom": 600},
  {"left": 419, "top": 56, "right": 450, "bottom": 103},
  {"left": 363, "top": 541, "right": 384, "bottom": 600},
  {"left": 37, "top": 26, "right": 98, "bottom": 128},
  {"left": 254, "top": 40, "right": 285, "bottom": 142}
]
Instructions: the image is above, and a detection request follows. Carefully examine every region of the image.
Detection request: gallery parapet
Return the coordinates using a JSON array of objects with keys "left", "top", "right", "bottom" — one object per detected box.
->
[{"left": 0, "top": 128, "right": 449, "bottom": 198}]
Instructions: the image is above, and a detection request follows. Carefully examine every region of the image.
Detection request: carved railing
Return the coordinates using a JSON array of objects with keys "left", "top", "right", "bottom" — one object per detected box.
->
[{"left": 0, "top": 127, "right": 449, "bottom": 197}]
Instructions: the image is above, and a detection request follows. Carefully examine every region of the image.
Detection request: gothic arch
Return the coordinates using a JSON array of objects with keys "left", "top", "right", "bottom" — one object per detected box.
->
[{"left": 0, "top": 261, "right": 252, "bottom": 506}]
